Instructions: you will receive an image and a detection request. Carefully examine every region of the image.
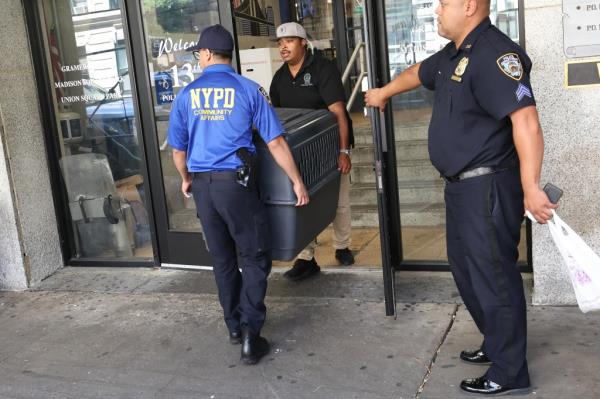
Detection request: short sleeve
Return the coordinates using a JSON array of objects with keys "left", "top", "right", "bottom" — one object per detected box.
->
[
  {"left": 269, "top": 72, "right": 281, "bottom": 107},
  {"left": 473, "top": 51, "right": 536, "bottom": 120},
  {"left": 167, "top": 92, "right": 189, "bottom": 151},
  {"left": 418, "top": 51, "right": 443, "bottom": 90},
  {"left": 252, "top": 86, "right": 284, "bottom": 143},
  {"left": 316, "top": 61, "right": 346, "bottom": 106}
]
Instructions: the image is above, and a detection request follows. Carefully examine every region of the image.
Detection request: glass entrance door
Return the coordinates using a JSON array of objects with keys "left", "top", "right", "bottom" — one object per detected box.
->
[
  {"left": 382, "top": 0, "right": 528, "bottom": 266},
  {"left": 126, "top": 0, "right": 236, "bottom": 265},
  {"left": 37, "top": 0, "right": 155, "bottom": 263}
]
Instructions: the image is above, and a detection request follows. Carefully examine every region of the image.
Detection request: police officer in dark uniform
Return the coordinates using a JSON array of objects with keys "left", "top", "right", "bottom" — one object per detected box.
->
[
  {"left": 168, "top": 24, "right": 309, "bottom": 365},
  {"left": 270, "top": 22, "right": 355, "bottom": 281},
  {"left": 366, "top": 0, "right": 556, "bottom": 395}
]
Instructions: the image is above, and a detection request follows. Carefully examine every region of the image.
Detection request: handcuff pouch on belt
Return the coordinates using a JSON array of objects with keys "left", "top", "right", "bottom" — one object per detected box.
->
[{"left": 236, "top": 147, "right": 257, "bottom": 189}]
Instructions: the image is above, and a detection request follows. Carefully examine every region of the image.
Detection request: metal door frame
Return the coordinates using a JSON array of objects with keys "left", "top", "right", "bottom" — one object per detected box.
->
[
  {"left": 361, "top": 0, "right": 532, "bottom": 315},
  {"left": 363, "top": 0, "right": 402, "bottom": 316}
]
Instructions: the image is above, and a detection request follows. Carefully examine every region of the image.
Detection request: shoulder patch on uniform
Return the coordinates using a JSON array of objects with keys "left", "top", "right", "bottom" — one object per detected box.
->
[
  {"left": 258, "top": 86, "right": 272, "bottom": 105},
  {"left": 496, "top": 53, "right": 523, "bottom": 81}
]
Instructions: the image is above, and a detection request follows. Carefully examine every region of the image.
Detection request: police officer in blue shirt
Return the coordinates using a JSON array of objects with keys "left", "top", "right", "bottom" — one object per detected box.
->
[
  {"left": 168, "top": 25, "right": 309, "bottom": 365},
  {"left": 366, "top": 0, "right": 556, "bottom": 395}
]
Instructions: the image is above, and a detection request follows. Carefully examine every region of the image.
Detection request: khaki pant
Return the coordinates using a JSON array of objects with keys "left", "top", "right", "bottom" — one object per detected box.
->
[{"left": 297, "top": 173, "right": 351, "bottom": 261}]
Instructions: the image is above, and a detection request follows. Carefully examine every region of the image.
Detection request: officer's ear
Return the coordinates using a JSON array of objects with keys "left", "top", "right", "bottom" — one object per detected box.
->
[{"left": 465, "top": 0, "right": 479, "bottom": 16}]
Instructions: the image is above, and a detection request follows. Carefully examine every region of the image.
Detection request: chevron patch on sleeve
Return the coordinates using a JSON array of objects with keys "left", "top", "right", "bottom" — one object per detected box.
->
[{"left": 515, "top": 83, "right": 532, "bottom": 102}]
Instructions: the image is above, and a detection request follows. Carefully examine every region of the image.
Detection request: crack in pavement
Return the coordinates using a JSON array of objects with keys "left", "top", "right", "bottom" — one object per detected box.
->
[{"left": 414, "top": 304, "right": 460, "bottom": 399}]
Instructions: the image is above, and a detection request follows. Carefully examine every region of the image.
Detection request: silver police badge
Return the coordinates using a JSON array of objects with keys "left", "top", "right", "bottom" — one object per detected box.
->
[{"left": 497, "top": 53, "right": 523, "bottom": 81}]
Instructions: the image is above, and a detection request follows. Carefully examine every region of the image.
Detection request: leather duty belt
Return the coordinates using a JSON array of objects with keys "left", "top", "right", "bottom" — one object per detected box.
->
[
  {"left": 442, "top": 166, "right": 505, "bottom": 183},
  {"left": 192, "top": 171, "right": 238, "bottom": 181}
]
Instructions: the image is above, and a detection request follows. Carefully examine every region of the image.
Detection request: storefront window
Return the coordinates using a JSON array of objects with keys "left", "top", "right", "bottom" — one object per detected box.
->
[
  {"left": 40, "top": 0, "right": 153, "bottom": 260},
  {"left": 140, "top": 0, "right": 219, "bottom": 232}
]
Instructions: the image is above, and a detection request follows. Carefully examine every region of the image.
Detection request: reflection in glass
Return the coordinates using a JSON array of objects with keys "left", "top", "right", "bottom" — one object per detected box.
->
[
  {"left": 233, "top": 0, "right": 278, "bottom": 48},
  {"left": 234, "top": 0, "right": 336, "bottom": 90},
  {"left": 234, "top": 1, "right": 284, "bottom": 91},
  {"left": 492, "top": 0, "right": 520, "bottom": 41},
  {"left": 141, "top": 0, "right": 219, "bottom": 232},
  {"left": 384, "top": 0, "right": 526, "bottom": 262},
  {"left": 293, "top": 1, "right": 336, "bottom": 61},
  {"left": 42, "top": 0, "right": 153, "bottom": 259}
]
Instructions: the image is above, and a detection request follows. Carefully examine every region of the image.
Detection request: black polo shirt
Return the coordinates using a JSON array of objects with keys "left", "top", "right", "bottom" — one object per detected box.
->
[
  {"left": 419, "top": 18, "right": 536, "bottom": 177},
  {"left": 270, "top": 52, "right": 354, "bottom": 146}
]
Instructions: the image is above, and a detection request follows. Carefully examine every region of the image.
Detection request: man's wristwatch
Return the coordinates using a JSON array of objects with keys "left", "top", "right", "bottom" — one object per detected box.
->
[{"left": 340, "top": 149, "right": 351, "bottom": 156}]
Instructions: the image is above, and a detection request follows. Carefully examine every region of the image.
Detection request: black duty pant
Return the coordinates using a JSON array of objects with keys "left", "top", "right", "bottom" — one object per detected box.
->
[
  {"left": 191, "top": 173, "right": 272, "bottom": 336},
  {"left": 445, "top": 168, "right": 530, "bottom": 388}
]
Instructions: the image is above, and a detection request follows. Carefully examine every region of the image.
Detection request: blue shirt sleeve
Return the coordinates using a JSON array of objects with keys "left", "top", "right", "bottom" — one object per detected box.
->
[
  {"left": 473, "top": 51, "right": 536, "bottom": 120},
  {"left": 167, "top": 91, "right": 189, "bottom": 151},
  {"left": 251, "top": 85, "right": 284, "bottom": 143}
]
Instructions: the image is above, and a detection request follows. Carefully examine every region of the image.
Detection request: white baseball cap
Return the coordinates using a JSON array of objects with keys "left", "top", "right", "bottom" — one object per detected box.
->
[{"left": 276, "top": 22, "right": 307, "bottom": 40}]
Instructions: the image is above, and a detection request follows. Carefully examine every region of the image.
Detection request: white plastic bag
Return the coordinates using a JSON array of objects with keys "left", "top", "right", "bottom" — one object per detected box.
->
[{"left": 547, "top": 211, "right": 600, "bottom": 313}]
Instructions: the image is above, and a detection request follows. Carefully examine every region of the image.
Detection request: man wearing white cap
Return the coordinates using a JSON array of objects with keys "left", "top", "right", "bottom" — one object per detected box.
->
[{"left": 270, "top": 22, "right": 355, "bottom": 281}]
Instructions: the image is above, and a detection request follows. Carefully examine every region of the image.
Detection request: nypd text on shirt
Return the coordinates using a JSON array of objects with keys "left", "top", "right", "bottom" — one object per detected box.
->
[{"left": 190, "top": 87, "right": 235, "bottom": 120}]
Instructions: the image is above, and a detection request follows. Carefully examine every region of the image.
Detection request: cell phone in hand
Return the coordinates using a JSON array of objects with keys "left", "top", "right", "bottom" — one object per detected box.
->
[{"left": 543, "top": 183, "right": 563, "bottom": 204}]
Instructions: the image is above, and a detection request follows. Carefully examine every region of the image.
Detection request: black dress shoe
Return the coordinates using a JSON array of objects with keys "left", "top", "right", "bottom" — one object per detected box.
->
[
  {"left": 335, "top": 248, "right": 355, "bottom": 266},
  {"left": 460, "top": 348, "right": 491, "bottom": 365},
  {"left": 240, "top": 326, "right": 270, "bottom": 365},
  {"left": 460, "top": 376, "right": 531, "bottom": 396},
  {"left": 283, "top": 258, "right": 320, "bottom": 281},
  {"left": 229, "top": 330, "right": 242, "bottom": 345}
]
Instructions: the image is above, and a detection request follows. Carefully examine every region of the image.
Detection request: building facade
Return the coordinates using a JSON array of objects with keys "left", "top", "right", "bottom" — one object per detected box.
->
[{"left": 1, "top": 0, "right": 598, "bottom": 307}]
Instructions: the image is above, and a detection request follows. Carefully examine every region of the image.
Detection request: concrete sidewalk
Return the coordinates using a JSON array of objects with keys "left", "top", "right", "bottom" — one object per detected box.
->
[{"left": 0, "top": 267, "right": 598, "bottom": 398}]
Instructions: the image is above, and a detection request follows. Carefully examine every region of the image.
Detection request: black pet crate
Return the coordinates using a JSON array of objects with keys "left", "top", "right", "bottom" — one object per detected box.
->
[{"left": 256, "top": 108, "right": 341, "bottom": 260}]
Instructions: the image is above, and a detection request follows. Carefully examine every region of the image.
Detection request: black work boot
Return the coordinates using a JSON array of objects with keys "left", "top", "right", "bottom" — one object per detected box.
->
[
  {"left": 335, "top": 248, "right": 355, "bottom": 266},
  {"left": 229, "top": 330, "right": 242, "bottom": 345},
  {"left": 283, "top": 258, "right": 320, "bottom": 281},
  {"left": 240, "top": 326, "right": 270, "bottom": 365}
]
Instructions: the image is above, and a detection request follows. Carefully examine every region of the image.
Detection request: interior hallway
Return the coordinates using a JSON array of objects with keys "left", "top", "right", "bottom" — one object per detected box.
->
[{"left": 273, "top": 226, "right": 528, "bottom": 268}]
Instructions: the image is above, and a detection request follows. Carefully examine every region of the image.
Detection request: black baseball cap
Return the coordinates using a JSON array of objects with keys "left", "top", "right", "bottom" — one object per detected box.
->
[{"left": 187, "top": 24, "right": 234, "bottom": 52}]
